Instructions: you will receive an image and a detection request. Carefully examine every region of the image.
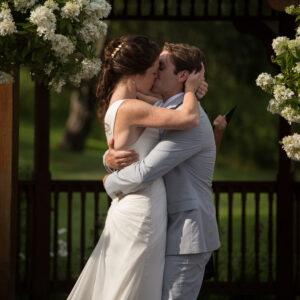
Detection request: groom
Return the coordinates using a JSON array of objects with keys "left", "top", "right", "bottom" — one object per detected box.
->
[{"left": 103, "top": 43, "right": 227, "bottom": 299}]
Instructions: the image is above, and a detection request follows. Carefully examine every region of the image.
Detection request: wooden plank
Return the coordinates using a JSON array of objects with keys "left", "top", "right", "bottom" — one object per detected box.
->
[{"left": 0, "top": 77, "right": 19, "bottom": 299}]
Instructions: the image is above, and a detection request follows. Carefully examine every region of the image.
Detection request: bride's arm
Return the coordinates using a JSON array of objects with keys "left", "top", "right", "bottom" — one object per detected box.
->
[
  {"left": 118, "top": 72, "right": 202, "bottom": 131},
  {"left": 136, "top": 91, "right": 162, "bottom": 105}
]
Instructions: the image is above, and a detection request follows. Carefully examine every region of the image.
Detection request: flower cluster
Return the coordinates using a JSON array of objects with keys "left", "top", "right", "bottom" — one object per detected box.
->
[
  {"left": 0, "top": 5, "right": 16, "bottom": 36},
  {"left": 0, "top": 0, "right": 111, "bottom": 92},
  {"left": 281, "top": 134, "right": 300, "bottom": 161},
  {"left": 256, "top": 5, "right": 300, "bottom": 161}
]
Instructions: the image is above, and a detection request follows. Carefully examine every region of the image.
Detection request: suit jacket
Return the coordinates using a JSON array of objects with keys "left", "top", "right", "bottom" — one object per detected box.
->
[{"left": 104, "top": 94, "right": 221, "bottom": 254}]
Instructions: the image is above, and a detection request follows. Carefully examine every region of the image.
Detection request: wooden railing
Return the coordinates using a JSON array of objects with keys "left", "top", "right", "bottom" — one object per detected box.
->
[
  {"left": 16, "top": 179, "right": 300, "bottom": 297},
  {"left": 108, "top": 0, "right": 281, "bottom": 20}
]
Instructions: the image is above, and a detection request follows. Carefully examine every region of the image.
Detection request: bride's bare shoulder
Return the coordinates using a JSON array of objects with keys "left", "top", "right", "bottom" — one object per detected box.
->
[{"left": 118, "top": 99, "right": 150, "bottom": 113}]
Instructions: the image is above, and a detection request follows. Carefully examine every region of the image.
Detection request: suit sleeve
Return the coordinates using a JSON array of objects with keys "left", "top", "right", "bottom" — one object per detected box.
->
[
  {"left": 102, "top": 149, "right": 115, "bottom": 173},
  {"left": 104, "top": 127, "right": 201, "bottom": 198}
]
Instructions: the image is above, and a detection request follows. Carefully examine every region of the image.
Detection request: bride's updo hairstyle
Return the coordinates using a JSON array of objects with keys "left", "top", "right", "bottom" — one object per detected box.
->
[{"left": 97, "top": 35, "right": 160, "bottom": 122}]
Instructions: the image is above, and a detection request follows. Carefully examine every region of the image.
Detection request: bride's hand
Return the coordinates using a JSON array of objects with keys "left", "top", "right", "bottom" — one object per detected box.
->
[
  {"left": 196, "top": 80, "right": 208, "bottom": 99},
  {"left": 185, "top": 63, "right": 205, "bottom": 94},
  {"left": 136, "top": 91, "right": 162, "bottom": 105}
]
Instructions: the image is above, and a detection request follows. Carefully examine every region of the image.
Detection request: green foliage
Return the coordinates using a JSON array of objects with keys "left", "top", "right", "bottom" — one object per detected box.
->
[{"left": 256, "top": 6, "right": 300, "bottom": 161}]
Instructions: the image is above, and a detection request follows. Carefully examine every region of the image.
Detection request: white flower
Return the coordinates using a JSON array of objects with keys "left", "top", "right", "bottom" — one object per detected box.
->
[
  {"left": 44, "top": 62, "right": 55, "bottom": 76},
  {"left": 84, "top": 0, "right": 111, "bottom": 19},
  {"left": 0, "top": 18, "right": 16, "bottom": 36},
  {"left": 0, "top": 71, "right": 13, "bottom": 84},
  {"left": 287, "top": 37, "right": 300, "bottom": 51},
  {"left": 256, "top": 72, "right": 274, "bottom": 91},
  {"left": 77, "top": 19, "right": 107, "bottom": 44},
  {"left": 61, "top": 2, "right": 82, "bottom": 20},
  {"left": 275, "top": 73, "right": 284, "bottom": 81},
  {"left": 273, "top": 84, "right": 294, "bottom": 103},
  {"left": 81, "top": 58, "right": 101, "bottom": 80},
  {"left": 281, "top": 133, "right": 300, "bottom": 161},
  {"left": 272, "top": 36, "right": 289, "bottom": 56},
  {"left": 44, "top": 0, "right": 59, "bottom": 11},
  {"left": 285, "top": 5, "right": 296, "bottom": 15},
  {"left": 1, "top": 3, "right": 9, "bottom": 9},
  {"left": 51, "top": 78, "right": 66, "bottom": 93},
  {"left": 0, "top": 7, "right": 17, "bottom": 36},
  {"left": 58, "top": 239, "right": 68, "bottom": 257},
  {"left": 69, "top": 58, "right": 101, "bottom": 87},
  {"left": 50, "top": 34, "right": 75, "bottom": 58},
  {"left": 280, "top": 105, "right": 300, "bottom": 124},
  {"left": 267, "top": 99, "right": 282, "bottom": 115},
  {"left": 14, "top": 0, "right": 38, "bottom": 13},
  {"left": 69, "top": 73, "right": 82, "bottom": 86},
  {"left": 58, "top": 228, "right": 67, "bottom": 235},
  {"left": 30, "top": 6, "right": 56, "bottom": 39},
  {"left": 292, "top": 62, "right": 300, "bottom": 73}
]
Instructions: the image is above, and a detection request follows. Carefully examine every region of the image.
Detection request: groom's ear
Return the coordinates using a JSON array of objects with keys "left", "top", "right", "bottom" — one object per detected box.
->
[{"left": 177, "top": 70, "right": 189, "bottom": 83}]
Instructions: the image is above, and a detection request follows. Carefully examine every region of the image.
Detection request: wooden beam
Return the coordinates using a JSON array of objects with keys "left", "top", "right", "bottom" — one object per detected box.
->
[
  {"left": 30, "top": 83, "right": 51, "bottom": 299},
  {"left": 0, "top": 73, "right": 19, "bottom": 299},
  {"left": 266, "top": 0, "right": 300, "bottom": 12}
]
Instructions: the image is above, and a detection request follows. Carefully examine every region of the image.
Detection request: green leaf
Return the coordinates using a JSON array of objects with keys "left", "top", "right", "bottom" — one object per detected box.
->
[
  {"left": 67, "top": 22, "right": 73, "bottom": 35},
  {"left": 21, "top": 46, "right": 30, "bottom": 59}
]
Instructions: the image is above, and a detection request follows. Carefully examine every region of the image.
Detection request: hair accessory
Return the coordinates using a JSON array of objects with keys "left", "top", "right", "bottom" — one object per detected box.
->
[{"left": 111, "top": 42, "right": 124, "bottom": 59}]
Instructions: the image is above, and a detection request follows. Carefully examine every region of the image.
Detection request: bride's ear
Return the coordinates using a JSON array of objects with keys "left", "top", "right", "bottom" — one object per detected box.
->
[
  {"left": 177, "top": 70, "right": 189, "bottom": 83},
  {"left": 129, "top": 75, "right": 137, "bottom": 86}
]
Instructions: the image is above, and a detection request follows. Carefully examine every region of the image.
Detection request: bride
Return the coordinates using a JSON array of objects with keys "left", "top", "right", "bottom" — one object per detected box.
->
[{"left": 67, "top": 35, "right": 203, "bottom": 300}]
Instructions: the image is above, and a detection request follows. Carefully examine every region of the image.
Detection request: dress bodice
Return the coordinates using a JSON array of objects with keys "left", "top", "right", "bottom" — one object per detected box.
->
[{"left": 104, "top": 100, "right": 159, "bottom": 159}]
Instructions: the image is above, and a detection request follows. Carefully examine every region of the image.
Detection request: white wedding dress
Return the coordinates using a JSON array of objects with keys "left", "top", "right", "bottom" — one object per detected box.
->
[{"left": 67, "top": 100, "right": 167, "bottom": 300}]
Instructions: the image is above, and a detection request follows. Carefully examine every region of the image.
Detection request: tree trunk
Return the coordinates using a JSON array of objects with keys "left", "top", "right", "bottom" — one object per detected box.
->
[{"left": 60, "top": 35, "right": 107, "bottom": 152}]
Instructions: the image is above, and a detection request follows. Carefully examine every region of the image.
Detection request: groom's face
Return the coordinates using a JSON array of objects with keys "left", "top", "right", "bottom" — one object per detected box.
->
[{"left": 152, "top": 51, "right": 180, "bottom": 97}]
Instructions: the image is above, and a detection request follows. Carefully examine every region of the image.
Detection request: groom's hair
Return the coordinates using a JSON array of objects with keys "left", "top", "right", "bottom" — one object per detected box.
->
[{"left": 163, "top": 43, "right": 206, "bottom": 74}]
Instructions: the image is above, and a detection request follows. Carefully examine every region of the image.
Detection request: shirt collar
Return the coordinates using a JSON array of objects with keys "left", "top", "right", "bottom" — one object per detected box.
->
[{"left": 162, "top": 92, "right": 184, "bottom": 108}]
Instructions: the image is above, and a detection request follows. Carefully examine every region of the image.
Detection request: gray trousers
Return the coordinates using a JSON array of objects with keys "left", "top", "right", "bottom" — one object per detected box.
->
[{"left": 162, "top": 252, "right": 212, "bottom": 300}]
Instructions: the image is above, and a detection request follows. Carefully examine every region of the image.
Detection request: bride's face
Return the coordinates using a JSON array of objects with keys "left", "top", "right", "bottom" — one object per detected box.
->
[{"left": 134, "top": 58, "right": 159, "bottom": 93}]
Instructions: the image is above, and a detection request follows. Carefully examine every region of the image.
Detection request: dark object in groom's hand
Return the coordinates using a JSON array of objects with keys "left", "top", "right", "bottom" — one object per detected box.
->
[{"left": 225, "top": 105, "right": 237, "bottom": 124}]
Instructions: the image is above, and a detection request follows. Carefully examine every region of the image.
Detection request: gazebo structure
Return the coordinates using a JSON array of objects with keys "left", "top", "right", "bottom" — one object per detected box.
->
[{"left": 1, "top": 0, "right": 300, "bottom": 299}]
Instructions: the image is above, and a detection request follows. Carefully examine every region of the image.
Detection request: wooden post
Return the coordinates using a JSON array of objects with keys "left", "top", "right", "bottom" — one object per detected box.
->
[
  {"left": 276, "top": 14, "right": 296, "bottom": 300},
  {"left": 30, "top": 82, "right": 51, "bottom": 299},
  {"left": 0, "top": 71, "right": 19, "bottom": 300}
]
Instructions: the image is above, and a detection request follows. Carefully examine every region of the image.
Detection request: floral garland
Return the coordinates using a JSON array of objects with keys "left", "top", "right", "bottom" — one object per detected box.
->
[
  {"left": 0, "top": 0, "right": 111, "bottom": 92},
  {"left": 256, "top": 5, "right": 300, "bottom": 161}
]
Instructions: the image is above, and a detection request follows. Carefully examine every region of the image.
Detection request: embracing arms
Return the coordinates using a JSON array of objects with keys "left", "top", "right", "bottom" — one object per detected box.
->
[
  {"left": 104, "top": 114, "right": 227, "bottom": 171},
  {"left": 103, "top": 127, "right": 203, "bottom": 198},
  {"left": 118, "top": 71, "right": 203, "bottom": 131}
]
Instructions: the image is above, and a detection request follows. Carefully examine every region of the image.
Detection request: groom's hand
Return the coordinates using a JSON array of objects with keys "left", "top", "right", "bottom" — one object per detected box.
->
[
  {"left": 103, "top": 174, "right": 110, "bottom": 185},
  {"left": 213, "top": 115, "right": 227, "bottom": 156},
  {"left": 213, "top": 115, "right": 227, "bottom": 133},
  {"left": 106, "top": 138, "right": 139, "bottom": 170}
]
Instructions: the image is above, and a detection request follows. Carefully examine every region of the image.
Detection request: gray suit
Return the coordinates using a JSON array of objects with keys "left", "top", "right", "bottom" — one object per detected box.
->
[{"left": 104, "top": 94, "right": 220, "bottom": 299}]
